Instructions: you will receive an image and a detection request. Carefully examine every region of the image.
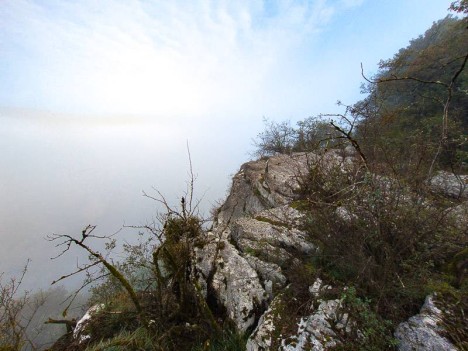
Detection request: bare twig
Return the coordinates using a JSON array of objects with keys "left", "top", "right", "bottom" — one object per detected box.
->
[
  {"left": 48, "top": 226, "right": 144, "bottom": 320},
  {"left": 361, "top": 53, "right": 468, "bottom": 177},
  {"left": 329, "top": 120, "right": 368, "bottom": 169}
]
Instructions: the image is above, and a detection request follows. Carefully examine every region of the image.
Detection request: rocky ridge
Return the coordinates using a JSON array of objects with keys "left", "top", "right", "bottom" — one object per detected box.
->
[
  {"left": 69, "top": 151, "right": 464, "bottom": 350},
  {"left": 190, "top": 151, "right": 462, "bottom": 350}
]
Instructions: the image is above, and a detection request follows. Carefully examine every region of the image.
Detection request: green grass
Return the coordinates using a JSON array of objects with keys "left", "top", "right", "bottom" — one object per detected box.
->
[{"left": 191, "top": 331, "right": 248, "bottom": 351}]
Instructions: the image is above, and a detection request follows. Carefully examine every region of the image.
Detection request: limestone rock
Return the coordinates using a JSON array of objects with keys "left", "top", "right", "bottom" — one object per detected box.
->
[
  {"left": 449, "top": 200, "right": 468, "bottom": 230},
  {"left": 247, "top": 280, "right": 349, "bottom": 351},
  {"left": 343, "top": 145, "right": 356, "bottom": 157},
  {"left": 231, "top": 210, "right": 315, "bottom": 266},
  {"left": 73, "top": 304, "right": 105, "bottom": 343},
  {"left": 395, "top": 295, "right": 457, "bottom": 351},
  {"left": 430, "top": 171, "right": 468, "bottom": 199},
  {"left": 217, "top": 153, "right": 315, "bottom": 225},
  {"left": 193, "top": 228, "right": 267, "bottom": 332},
  {"left": 278, "top": 299, "right": 343, "bottom": 351},
  {"left": 246, "top": 296, "right": 282, "bottom": 351},
  {"left": 244, "top": 254, "right": 287, "bottom": 298}
]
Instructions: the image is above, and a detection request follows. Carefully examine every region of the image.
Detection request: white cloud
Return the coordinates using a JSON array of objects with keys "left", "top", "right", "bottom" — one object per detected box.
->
[{"left": 0, "top": 0, "right": 356, "bottom": 118}]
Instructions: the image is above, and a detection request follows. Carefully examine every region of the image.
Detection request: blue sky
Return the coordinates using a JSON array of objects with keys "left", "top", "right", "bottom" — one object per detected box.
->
[{"left": 0, "top": 0, "right": 454, "bottom": 289}]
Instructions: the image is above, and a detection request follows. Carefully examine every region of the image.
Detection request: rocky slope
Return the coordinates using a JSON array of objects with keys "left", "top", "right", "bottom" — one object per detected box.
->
[
  {"left": 191, "top": 151, "right": 465, "bottom": 350},
  {"left": 67, "top": 151, "right": 466, "bottom": 350}
]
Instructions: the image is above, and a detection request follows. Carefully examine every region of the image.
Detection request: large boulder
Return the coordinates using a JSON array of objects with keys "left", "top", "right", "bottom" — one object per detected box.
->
[
  {"left": 395, "top": 295, "right": 457, "bottom": 351},
  {"left": 246, "top": 280, "right": 349, "bottom": 351},
  {"left": 193, "top": 228, "right": 267, "bottom": 332},
  {"left": 73, "top": 304, "right": 105, "bottom": 344},
  {"left": 429, "top": 171, "right": 468, "bottom": 199}
]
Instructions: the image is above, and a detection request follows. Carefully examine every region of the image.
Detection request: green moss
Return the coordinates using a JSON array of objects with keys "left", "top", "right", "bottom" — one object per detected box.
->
[
  {"left": 254, "top": 215, "right": 289, "bottom": 228},
  {"left": 243, "top": 247, "right": 260, "bottom": 257},
  {"left": 290, "top": 200, "right": 309, "bottom": 211}
]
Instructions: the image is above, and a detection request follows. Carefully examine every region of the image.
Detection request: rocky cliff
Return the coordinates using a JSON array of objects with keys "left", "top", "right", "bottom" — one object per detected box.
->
[
  {"left": 65, "top": 151, "right": 466, "bottom": 351},
  {"left": 193, "top": 151, "right": 466, "bottom": 350}
]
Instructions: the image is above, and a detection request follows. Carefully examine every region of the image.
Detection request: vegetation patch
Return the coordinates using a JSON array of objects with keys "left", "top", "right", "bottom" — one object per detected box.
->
[{"left": 254, "top": 215, "right": 290, "bottom": 228}]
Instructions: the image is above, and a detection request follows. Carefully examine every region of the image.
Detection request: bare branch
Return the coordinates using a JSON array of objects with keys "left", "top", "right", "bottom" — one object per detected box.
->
[
  {"left": 330, "top": 121, "right": 368, "bottom": 169},
  {"left": 360, "top": 62, "right": 448, "bottom": 87},
  {"left": 44, "top": 318, "right": 77, "bottom": 333},
  {"left": 49, "top": 226, "right": 145, "bottom": 320},
  {"left": 60, "top": 273, "right": 108, "bottom": 317},
  {"left": 186, "top": 140, "right": 195, "bottom": 215},
  {"left": 51, "top": 260, "right": 101, "bottom": 285}
]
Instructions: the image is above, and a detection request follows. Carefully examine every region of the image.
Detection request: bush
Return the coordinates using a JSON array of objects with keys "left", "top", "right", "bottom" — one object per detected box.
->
[
  {"left": 191, "top": 330, "right": 248, "bottom": 351},
  {"left": 332, "top": 287, "right": 397, "bottom": 351},
  {"left": 253, "top": 117, "right": 342, "bottom": 158},
  {"left": 298, "top": 156, "right": 465, "bottom": 322}
]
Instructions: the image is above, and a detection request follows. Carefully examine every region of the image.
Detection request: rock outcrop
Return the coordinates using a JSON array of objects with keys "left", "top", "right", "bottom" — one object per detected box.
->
[
  {"left": 430, "top": 171, "right": 468, "bottom": 199},
  {"left": 247, "top": 280, "right": 350, "bottom": 351},
  {"left": 395, "top": 295, "right": 457, "bottom": 351},
  {"left": 73, "top": 304, "right": 105, "bottom": 344},
  {"left": 192, "top": 153, "right": 322, "bottom": 332},
  {"left": 192, "top": 152, "right": 466, "bottom": 350},
  {"left": 65, "top": 151, "right": 465, "bottom": 350},
  {"left": 190, "top": 152, "right": 365, "bottom": 346},
  {"left": 216, "top": 153, "right": 311, "bottom": 225},
  {"left": 193, "top": 228, "right": 267, "bottom": 332}
]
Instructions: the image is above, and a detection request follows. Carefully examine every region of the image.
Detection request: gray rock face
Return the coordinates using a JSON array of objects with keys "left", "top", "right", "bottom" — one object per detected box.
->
[
  {"left": 246, "top": 279, "right": 350, "bottom": 351},
  {"left": 216, "top": 153, "right": 314, "bottom": 225},
  {"left": 430, "top": 171, "right": 468, "bottom": 199},
  {"left": 277, "top": 299, "right": 345, "bottom": 351},
  {"left": 73, "top": 304, "right": 105, "bottom": 343},
  {"left": 244, "top": 254, "right": 287, "bottom": 298},
  {"left": 395, "top": 295, "right": 457, "bottom": 351},
  {"left": 193, "top": 154, "right": 322, "bottom": 333},
  {"left": 231, "top": 211, "right": 315, "bottom": 266},
  {"left": 193, "top": 228, "right": 267, "bottom": 332},
  {"left": 193, "top": 203, "right": 314, "bottom": 333},
  {"left": 246, "top": 296, "right": 281, "bottom": 351},
  {"left": 343, "top": 145, "right": 356, "bottom": 157},
  {"left": 195, "top": 151, "right": 463, "bottom": 350}
]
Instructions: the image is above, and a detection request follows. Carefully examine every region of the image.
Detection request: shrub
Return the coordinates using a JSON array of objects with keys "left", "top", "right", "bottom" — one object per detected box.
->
[
  {"left": 332, "top": 287, "right": 397, "bottom": 351},
  {"left": 300, "top": 157, "right": 465, "bottom": 320}
]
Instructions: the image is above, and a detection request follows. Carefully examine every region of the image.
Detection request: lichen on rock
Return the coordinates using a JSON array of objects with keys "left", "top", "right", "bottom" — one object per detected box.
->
[{"left": 395, "top": 295, "right": 458, "bottom": 351}]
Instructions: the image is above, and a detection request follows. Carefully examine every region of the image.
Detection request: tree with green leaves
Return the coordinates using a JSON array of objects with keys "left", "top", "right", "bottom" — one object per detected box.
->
[{"left": 356, "top": 16, "right": 468, "bottom": 176}]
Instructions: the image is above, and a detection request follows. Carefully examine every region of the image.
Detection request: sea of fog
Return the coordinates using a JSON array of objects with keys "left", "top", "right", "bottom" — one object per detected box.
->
[{"left": 0, "top": 113, "right": 258, "bottom": 291}]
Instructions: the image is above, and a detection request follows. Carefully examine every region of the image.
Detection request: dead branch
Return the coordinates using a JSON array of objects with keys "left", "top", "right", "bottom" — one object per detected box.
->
[
  {"left": 48, "top": 226, "right": 144, "bottom": 319},
  {"left": 44, "top": 318, "right": 77, "bottom": 333},
  {"left": 360, "top": 53, "right": 468, "bottom": 176}
]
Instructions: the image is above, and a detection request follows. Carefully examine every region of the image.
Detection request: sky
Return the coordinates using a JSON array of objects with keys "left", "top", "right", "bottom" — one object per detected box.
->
[{"left": 0, "top": 0, "right": 454, "bottom": 290}]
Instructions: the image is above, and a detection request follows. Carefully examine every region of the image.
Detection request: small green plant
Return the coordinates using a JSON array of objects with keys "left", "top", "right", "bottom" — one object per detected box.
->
[
  {"left": 85, "top": 327, "right": 158, "bottom": 351},
  {"left": 191, "top": 330, "right": 248, "bottom": 351},
  {"left": 431, "top": 285, "right": 468, "bottom": 350},
  {"left": 333, "top": 287, "right": 397, "bottom": 351}
]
